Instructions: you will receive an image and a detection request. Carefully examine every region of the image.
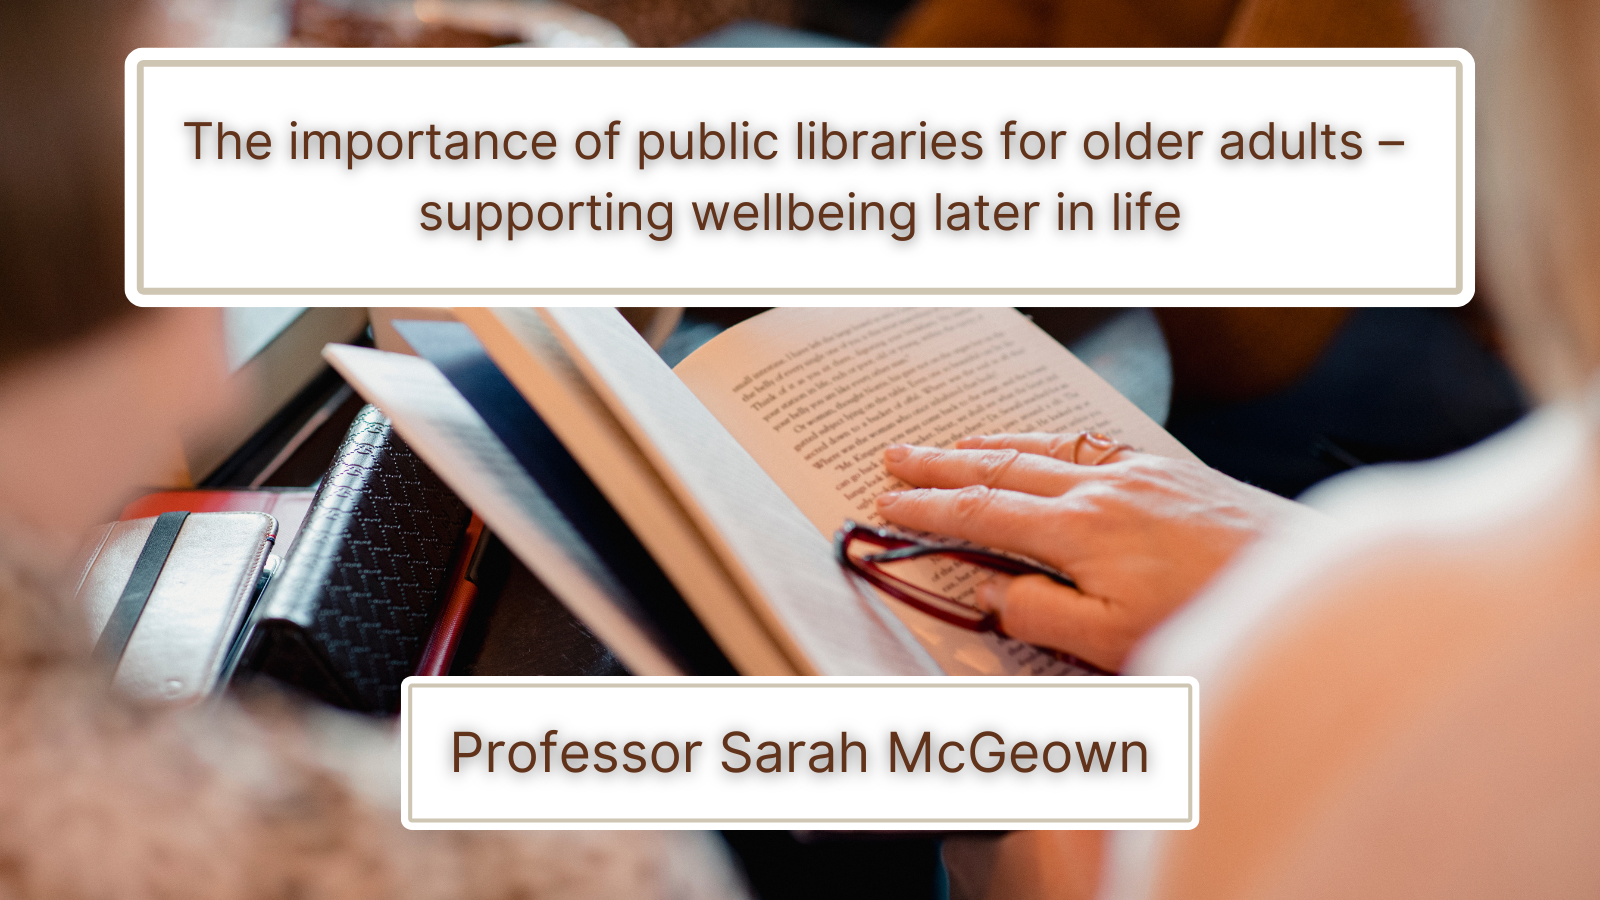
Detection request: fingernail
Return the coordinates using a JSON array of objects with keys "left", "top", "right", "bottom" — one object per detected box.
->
[
  {"left": 875, "top": 491, "right": 902, "bottom": 507},
  {"left": 955, "top": 436, "right": 983, "bottom": 448},
  {"left": 976, "top": 575, "right": 1013, "bottom": 613},
  {"left": 884, "top": 444, "right": 912, "bottom": 462}
]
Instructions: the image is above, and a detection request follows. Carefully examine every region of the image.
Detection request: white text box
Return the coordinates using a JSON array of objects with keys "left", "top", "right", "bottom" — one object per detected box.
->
[
  {"left": 402, "top": 676, "right": 1198, "bottom": 830},
  {"left": 127, "top": 49, "right": 1472, "bottom": 305}
]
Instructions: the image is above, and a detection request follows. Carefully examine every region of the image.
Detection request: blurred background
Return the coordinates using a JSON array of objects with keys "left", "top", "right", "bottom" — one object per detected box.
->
[{"left": 164, "top": 0, "right": 908, "bottom": 50}]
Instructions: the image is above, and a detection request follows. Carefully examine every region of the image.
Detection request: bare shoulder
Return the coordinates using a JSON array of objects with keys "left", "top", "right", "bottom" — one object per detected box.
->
[{"left": 1125, "top": 405, "right": 1600, "bottom": 900}]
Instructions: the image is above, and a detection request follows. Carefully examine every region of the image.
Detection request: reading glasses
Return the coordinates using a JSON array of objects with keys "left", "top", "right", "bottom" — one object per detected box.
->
[{"left": 832, "top": 520, "right": 1112, "bottom": 675}]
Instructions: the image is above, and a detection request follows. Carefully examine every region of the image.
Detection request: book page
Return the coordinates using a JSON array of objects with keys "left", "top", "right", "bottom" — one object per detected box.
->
[
  {"left": 323, "top": 344, "right": 685, "bottom": 676},
  {"left": 539, "top": 307, "right": 942, "bottom": 677},
  {"left": 452, "top": 308, "right": 796, "bottom": 675},
  {"left": 674, "top": 307, "right": 1195, "bottom": 676}
]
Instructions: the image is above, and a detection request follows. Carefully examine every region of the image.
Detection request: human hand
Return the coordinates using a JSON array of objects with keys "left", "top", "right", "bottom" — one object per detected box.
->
[{"left": 874, "top": 433, "right": 1312, "bottom": 671}]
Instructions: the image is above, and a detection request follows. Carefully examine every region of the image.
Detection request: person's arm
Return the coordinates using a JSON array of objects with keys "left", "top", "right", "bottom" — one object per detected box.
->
[{"left": 875, "top": 433, "right": 1316, "bottom": 671}]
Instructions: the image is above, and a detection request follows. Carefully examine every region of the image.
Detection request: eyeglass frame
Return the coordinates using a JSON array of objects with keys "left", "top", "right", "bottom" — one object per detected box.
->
[{"left": 832, "top": 520, "right": 1112, "bottom": 674}]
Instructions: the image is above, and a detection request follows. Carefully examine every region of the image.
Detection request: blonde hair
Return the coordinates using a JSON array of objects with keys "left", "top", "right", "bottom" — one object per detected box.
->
[{"left": 1444, "top": 0, "right": 1600, "bottom": 399}]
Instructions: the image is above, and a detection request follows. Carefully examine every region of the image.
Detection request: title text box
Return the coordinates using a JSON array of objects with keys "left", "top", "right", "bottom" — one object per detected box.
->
[{"left": 127, "top": 48, "right": 1472, "bottom": 305}]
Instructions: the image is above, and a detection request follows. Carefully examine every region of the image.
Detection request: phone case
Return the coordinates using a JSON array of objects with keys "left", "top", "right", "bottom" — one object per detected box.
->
[{"left": 74, "top": 511, "right": 277, "bottom": 705}]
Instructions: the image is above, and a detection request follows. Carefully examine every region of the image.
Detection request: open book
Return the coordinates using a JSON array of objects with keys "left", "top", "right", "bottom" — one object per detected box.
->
[{"left": 323, "top": 307, "right": 1194, "bottom": 678}]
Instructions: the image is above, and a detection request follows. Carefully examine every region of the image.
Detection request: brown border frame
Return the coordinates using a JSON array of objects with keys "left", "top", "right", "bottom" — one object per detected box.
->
[
  {"left": 134, "top": 58, "right": 1466, "bottom": 298},
  {"left": 402, "top": 680, "right": 1196, "bottom": 826}
]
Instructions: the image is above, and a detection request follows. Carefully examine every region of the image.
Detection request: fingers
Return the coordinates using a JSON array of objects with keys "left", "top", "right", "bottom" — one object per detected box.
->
[
  {"left": 884, "top": 444, "right": 1088, "bottom": 497},
  {"left": 955, "top": 432, "right": 1090, "bottom": 458},
  {"left": 956, "top": 432, "right": 1139, "bottom": 465},
  {"left": 979, "top": 574, "right": 1128, "bottom": 672},
  {"left": 875, "top": 484, "right": 1071, "bottom": 564}
]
